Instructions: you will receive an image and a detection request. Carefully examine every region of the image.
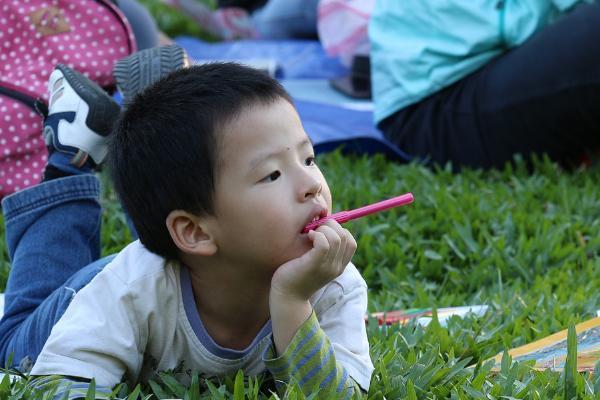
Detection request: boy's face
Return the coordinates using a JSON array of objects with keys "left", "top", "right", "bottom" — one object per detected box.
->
[{"left": 207, "top": 98, "right": 333, "bottom": 272}]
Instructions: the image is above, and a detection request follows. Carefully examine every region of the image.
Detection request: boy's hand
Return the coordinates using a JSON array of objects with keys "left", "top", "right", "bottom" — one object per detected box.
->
[
  {"left": 271, "top": 219, "right": 357, "bottom": 300},
  {"left": 269, "top": 220, "right": 356, "bottom": 355}
]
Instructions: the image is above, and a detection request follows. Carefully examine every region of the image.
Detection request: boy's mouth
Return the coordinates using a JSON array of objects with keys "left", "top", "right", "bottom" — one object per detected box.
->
[{"left": 301, "top": 206, "right": 329, "bottom": 233}]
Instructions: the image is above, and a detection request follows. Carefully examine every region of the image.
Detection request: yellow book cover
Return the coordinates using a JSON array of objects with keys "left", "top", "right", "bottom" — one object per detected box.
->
[{"left": 489, "top": 317, "right": 600, "bottom": 373}]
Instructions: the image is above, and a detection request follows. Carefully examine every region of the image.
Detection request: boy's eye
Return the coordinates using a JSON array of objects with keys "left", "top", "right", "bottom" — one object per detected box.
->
[
  {"left": 262, "top": 171, "right": 281, "bottom": 182},
  {"left": 305, "top": 156, "right": 316, "bottom": 166}
]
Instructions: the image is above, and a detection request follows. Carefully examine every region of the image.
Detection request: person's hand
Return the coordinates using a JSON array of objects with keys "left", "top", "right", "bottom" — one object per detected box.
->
[
  {"left": 270, "top": 219, "right": 357, "bottom": 301},
  {"left": 269, "top": 219, "right": 356, "bottom": 355}
]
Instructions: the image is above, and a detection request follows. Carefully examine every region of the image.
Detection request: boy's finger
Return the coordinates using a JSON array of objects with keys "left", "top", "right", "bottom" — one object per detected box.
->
[
  {"left": 307, "top": 230, "right": 334, "bottom": 269},
  {"left": 320, "top": 218, "right": 346, "bottom": 235},
  {"left": 336, "top": 228, "right": 355, "bottom": 269},
  {"left": 321, "top": 220, "right": 354, "bottom": 260},
  {"left": 315, "top": 223, "right": 342, "bottom": 250},
  {"left": 307, "top": 230, "right": 330, "bottom": 256},
  {"left": 307, "top": 229, "right": 342, "bottom": 280},
  {"left": 341, "top": 229, "right": 357, "bottom": 266},
  {"left": 316, "top": 223, "right": 342, "bottom": 265}
]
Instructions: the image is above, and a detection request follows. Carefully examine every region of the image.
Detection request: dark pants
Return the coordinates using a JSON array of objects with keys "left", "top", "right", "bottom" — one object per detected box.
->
[
  {"left": 117, "top": 0, "right": 160, "bottom": 50},
  {"left": 379, "top": 4, "right": 600, "bottom": 170}
]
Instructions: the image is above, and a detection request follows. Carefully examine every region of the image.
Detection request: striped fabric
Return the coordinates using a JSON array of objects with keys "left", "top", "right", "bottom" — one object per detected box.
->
[{"left": 263, "top": 312, "right": 363, "bottom": 398}]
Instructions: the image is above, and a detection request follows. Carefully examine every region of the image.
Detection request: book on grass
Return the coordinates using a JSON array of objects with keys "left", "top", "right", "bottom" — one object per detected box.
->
[
  {"left": 488, "top": 316, "right": 600, "bottom": 373},
  {"left": 367, "top": 305, "right": 489, "bottom": 327}
]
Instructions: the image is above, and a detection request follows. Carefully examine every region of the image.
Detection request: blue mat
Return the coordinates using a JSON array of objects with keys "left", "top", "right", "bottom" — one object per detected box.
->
[
  {"left": 294, "top": 99, "right": 410, "bottom": 161},
  {"left": 176, "top": 37, "right": 348, "bottom": 80},
  {"left": 281, "top": 79, "right": 410, "bottom": 161}
]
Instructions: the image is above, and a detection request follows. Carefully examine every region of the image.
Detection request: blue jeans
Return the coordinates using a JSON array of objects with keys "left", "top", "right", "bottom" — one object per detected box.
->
[
  {"left": 252, "top": 0, "right": 319, "bottom": 39},
  {"left": 0, "top": 175, "right": 113, "bottom": 371}
]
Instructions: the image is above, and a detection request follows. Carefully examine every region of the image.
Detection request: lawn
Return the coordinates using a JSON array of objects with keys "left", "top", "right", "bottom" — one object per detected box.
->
[
  {"left": 0, "top": 153, "right": 599, "bottom": 398},
  {"left": 0, "top": 1, "right": 598, "bottom": 397}
]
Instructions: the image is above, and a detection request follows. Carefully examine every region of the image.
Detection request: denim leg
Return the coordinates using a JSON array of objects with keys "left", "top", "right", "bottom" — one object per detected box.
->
[
  {"left": 0, "top": 175, "right": 107, "bottom": 368},
  {"left": 251, "top": 0, "right": 319, "bottom": 39}
]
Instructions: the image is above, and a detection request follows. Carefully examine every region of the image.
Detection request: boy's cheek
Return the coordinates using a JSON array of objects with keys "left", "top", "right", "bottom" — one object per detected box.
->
[
  {"left": 311, "top": 167, "right": 331, "bottom": 207},
  {"left": 322, "top": 185, "right": 333, "bottom": 213}
]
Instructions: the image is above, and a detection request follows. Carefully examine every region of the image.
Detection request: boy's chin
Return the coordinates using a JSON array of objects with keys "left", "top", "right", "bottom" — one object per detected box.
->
[{"left": 270, "top": 239, "right": 314, "bottom": 268}]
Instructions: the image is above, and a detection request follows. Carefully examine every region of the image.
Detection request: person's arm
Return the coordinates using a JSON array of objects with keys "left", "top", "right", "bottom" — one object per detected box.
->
[
  {"left": 115, "top": 0, "right": 160, "bottom": 50},
  {"left": 265, "top": 220, "right": 366, "bottom": 397},
  {"left": 263, "top": 311, "right": 364, "bottom": 398},
  {"left": 30, "top": 267, "right": 146, "bottom": 391}
]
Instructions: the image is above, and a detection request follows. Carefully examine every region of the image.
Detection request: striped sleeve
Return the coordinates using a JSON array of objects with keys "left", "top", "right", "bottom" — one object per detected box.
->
[{"left": 262, "top": 311, "right": 363, "bottom": 399}]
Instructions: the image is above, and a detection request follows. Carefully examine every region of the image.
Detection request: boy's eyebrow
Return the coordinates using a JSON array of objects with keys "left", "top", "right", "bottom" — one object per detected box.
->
[{"left": 249, "top": 137, "right": 313, "bottom": 170}]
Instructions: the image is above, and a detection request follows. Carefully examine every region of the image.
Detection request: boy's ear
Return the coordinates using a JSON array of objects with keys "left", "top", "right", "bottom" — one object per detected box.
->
[{"left": 166, "top": 210, "right": 217, "bottom": 256}]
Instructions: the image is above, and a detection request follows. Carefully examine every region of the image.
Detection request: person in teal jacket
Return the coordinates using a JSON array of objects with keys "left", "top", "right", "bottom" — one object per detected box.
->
[{"left": 370, "top": 0, "right": 600, "bottom": 169}]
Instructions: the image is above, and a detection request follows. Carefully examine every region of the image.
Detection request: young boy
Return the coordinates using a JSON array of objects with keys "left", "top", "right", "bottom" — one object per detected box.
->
[{"left": 0, "top": 49, "right": 373, "bottom": 397}]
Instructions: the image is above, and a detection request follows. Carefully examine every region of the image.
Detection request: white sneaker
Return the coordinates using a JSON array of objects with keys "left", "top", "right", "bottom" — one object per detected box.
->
[{"left": 43, "top": 64, "right": 120, "bottom": 167}]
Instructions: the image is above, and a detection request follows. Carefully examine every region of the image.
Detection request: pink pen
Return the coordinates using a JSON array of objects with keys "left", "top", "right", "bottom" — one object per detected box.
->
[{"left": 302, "top": 192, "right": 415, "bottom": 233}]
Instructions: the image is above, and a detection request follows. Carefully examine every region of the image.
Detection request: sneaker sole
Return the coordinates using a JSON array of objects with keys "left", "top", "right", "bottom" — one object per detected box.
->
[
  {"left": 113, "top": 44, "right": 188, "bottom": 104},
  {"left": 56, "top": 64, "right": 120, "bottom": 138}
]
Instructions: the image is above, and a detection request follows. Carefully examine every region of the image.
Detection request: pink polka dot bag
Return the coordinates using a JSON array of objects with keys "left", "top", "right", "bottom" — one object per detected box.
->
[{"left": 0, "top": 0, "right": 136, "bottom": 198}]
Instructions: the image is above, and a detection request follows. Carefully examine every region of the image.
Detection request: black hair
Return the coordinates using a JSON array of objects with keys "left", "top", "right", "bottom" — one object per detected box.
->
[{"left": 108, "top": 63, "right": 292, "bottom": 260}]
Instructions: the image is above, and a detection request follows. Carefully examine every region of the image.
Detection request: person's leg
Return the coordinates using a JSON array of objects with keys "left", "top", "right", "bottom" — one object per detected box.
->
[
  {"left": 0, "top": 176, "right": 113, "bottom": 370},
  {"left": 381, "top": 3, "right": 600, "bottom": 170},
  {"left": 0, "top": 63, "right": 121, "bottom": 369},
  {"left": 113, "top": 44, "right": 189, "bottom": 106},
  {"left": 251, "top": 0, "right": 319, "bottom": 39},
  {"left": 0, "top": 46, "right": 191, "bottom": 369},
  {"left": 378, "top": 74, "right": 494, "bottom": 169},
  {"left": 476, "top": 3, "right": 600, "bottom": 168},
  {"left": 116, "top": 0, "right": 160, "bottom": 50}
]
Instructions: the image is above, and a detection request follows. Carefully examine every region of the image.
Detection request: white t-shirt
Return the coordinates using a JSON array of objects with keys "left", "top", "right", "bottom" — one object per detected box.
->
[{"left": 31, "top": 240, "right": 374, "bottom": 390}]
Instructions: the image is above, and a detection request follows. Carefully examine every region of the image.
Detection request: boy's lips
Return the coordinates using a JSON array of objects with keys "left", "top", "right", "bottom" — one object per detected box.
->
[{"left": 301, "top": 205, "right": 329, "bottom": 233}]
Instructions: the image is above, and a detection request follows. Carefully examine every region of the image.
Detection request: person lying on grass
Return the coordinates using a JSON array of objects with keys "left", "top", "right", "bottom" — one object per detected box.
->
[{"left": 0, "top": 51, "right": 373, "bottom": 398}]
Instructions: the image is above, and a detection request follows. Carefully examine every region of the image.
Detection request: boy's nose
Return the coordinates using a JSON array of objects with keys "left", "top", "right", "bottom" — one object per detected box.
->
[{"left": 303, "top": 175, "right": 322, "bottom": 199}]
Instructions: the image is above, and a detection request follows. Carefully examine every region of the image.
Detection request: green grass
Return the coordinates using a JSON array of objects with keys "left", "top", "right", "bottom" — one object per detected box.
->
[
  {"left": 0, "top": 2, "right": 598, "bottom": 397},
  {"left": 136, "top": 0, "right": 219, "bottom": 41},
  {"left": 0, "top": 153, "right": 599, "bottom": 398}
]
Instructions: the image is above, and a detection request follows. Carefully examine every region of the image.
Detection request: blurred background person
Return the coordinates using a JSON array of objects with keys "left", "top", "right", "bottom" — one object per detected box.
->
[{"left": 370, "top": 1, "right": 600, "bottom": 170}]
